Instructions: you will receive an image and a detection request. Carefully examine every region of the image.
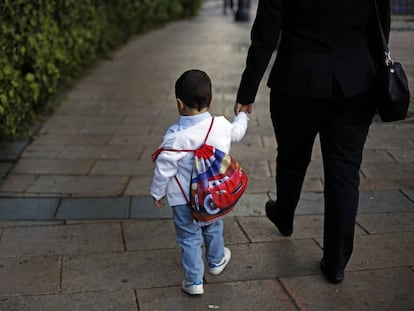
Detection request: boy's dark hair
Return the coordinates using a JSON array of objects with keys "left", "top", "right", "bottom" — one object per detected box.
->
[{"left": 175, "top": 69, "right": 212, "bottom": 111}]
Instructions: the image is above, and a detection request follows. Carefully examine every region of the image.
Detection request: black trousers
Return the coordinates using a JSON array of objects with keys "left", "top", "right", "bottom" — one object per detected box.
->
[{"left": 270, "top": 88, "right": 376, "bottom": 270}]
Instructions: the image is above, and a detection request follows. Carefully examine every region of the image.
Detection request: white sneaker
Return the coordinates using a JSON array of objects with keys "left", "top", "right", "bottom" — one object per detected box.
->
[
  {"left": 208, "top": 247, "right": 231, "bottom": 275},
  {"left": 181, "top": 280, "right": 204, "bottom": 295}
]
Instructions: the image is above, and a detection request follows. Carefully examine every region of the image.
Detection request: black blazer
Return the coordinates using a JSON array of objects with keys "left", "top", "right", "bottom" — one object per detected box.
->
[{"left": 237, "top": 0, "right": 391, "bottom": 103}]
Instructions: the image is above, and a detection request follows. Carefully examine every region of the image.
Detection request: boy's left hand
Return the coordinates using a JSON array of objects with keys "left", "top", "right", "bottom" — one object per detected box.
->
[{"left": 153, "top": 198, "right": 165, "bottom": 208}]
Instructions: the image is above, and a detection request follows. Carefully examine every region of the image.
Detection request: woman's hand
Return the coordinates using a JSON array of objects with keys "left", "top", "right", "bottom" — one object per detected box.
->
[{"left": 234, "top": 103, "right": 253, "bottom": 115}]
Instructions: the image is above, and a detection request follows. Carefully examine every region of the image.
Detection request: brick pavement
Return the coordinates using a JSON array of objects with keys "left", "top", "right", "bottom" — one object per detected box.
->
[{"left": 0, "top": 1, "right": 413, "bottom": 310}]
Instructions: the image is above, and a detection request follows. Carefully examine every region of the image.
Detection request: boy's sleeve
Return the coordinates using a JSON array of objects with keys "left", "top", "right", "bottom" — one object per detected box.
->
[
  {"left": 150, "top": 150, "right": 184, "bottom": 200},
  {"left": 230, "top": 112, "right": 249, "bottom": 142}
]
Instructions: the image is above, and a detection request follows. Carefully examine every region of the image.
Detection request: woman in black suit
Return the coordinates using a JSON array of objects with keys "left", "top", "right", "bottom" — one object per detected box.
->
[{"left": 235, "top": 0, "right": 390, "bottom": 284}]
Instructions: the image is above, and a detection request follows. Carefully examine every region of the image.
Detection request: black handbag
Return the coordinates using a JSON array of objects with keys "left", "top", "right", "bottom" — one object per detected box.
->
[{"left": 374, "top": 0, "right": 410, "bottom": 122}]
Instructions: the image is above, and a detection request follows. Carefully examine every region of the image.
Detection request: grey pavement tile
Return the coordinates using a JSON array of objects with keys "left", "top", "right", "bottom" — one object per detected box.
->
[
  {"left": 38, "top": 126, "right": 80, "bottom": 135},
  {"left": 387, "top": 148, "right": 414, "bottom": 162},
  {"left": 302, "top": 177, "right": 324, "bottom": 192},
  {"left": 204, "top": 240, "right": 322, "bottom": 284},
  {"left": 61, "top": 249, "right": 183, "bottom": 292},
  {"left": 0, "top": 290, "right": 137, "bottom": 311},
  {"left": 108, "top": 134, "right": 161, "bottom": 147},
  {"left": 280, "top": 268, "right": 414, "bottom": 311},
  {"left": 240, "top": 133, "right": 267, "bottom": 148},
  {"left": 228, "top": 146, "right": 276, "bottom": 162},
  {"left": 39, "top": 117, "right": 84, "bottom": 134},
  {"left": 360, "top": 177, "right": 414, "bottom": 190},
  {"left": 45, "top": 114, "right": 126, "bottom": 127},
  {"left": 123, "top": 219, "right": 177, "bottom": 251},
  {"left": 0, "top": 192, "right": 58, "bottom": 198},
  {"left": 368, "top": 124, "right": 414, "bottom": 138},
  {"left": 66, "top": 82, "right": 161, "bottom": 103},
  {"left": 21, "top": 144, "right": 65, "bottom": 158},
  {"left": 57, "top": 145, "right": 143, "bottom": 160},
  {"left": 26, "top": 175, "right": 129, "bottom": 196},
  {"left": 122, "top": 112, "right": 169, "bottom": 126},
  {"left": 341, "top": 232, "right": 414, "bottom": 271},
  {"left": 0, "top": 174, "right": 37, "bottom": 193},
  {"left": 356, "top": 213, "right": 414, "bottom": 234},
  {"left": 358, "top": 190, "right": 414, "bottom": 213},
  {"left": 11, "top": 158, "right": 94, "bottom": 175},
  {"left": 0, "top": 198, "right": 59, "bottom": 220},
  {"left": 0, "top": 256, "right": 60, "bottom": 296},
  {"left": 137, "top": 279, "right": 296, "bottom": 311},
  {"left": 57, "top": 197, "right": 129, "bottom": 219},
  {"left": 403, "top": 189, "right": 414, "bottom": 201},
  {"left": 239, "top": 160, "right": 272, "bottom": 179},
  {"left": 80, "top": 122, "right": 151, "bottom": 135},
  {"left": 90, "top": 159, "right": 154, "bottom": 176},
  {"left": 223, "top": 217, "right": 251, "bottom": 245},
  {"left": 361, "top": 162, "right": 414, "bottom": 179},
  {"left": 262, "top": 135, "right": 277, "bottom": 148},
  {"left": 237, "top": 215, "right": 366, "bottom": 243},
  {"left": 0, "top": 140, "right": 29, "bottom": 161},
  {"left": 130, "top": 196, "right": 173, "bottom": 218},
  {"left": 122, "top": 217, "right": 250, "bottom": 251},
  {"left": 0, "top": 221, "right": 64, "bottom": 228},
  {"left": 237, "top": 216, "right": 309, "bottom": 243},
  {"left": 233, "top": 193, "right": 271, "bottom": 216},
  {"left": 61, "top": 240, "right": 321, "bottom": 293},
  {"left": 31, "top": 133, "right": 112, "bottom": 145},
  {"left": 293, "top": 192, "right": 324, "bottom": 215},
  {"left": 123, "top": 176, "right": 153, "bottom": 196},
  {"left": 241, "top": 176, "right": 277, "bottom": 193},
  {"left": 276, "top": 191, "right": 414, "bottom": 215},
  {"left": 362, "top": 148, "right": 396, "bottom": 162},
  {"left": 365, "top": 133, "right": 414, "bottom": 150},
  {"left": 0, "top": 223, "right": 123, "bottom": 257},
  {"left": 0, "top": 163, "right": 12, "bottom": 178},
  {"left": 305, "top": 161, "right": 324, "bottom": 178}
]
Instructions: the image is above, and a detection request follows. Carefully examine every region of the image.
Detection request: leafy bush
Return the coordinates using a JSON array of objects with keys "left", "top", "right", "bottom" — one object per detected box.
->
[{"left": 0, "top": 0, "right": 203, "bottom": 143}]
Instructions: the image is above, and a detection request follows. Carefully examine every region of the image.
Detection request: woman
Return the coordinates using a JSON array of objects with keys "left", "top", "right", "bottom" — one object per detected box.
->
[{"left": 235, "top": 0, "right": 390, "bottom": 284}]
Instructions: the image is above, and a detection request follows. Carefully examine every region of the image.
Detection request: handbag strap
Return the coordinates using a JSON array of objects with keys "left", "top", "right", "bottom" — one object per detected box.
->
[{"left": 373, "top": 0, "right": 393, "bottom": 64}]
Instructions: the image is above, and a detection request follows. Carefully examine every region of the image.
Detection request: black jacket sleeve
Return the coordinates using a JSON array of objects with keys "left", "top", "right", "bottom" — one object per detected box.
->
[{"left": 236, "top": 0, "right": 283, "bottom": 105}]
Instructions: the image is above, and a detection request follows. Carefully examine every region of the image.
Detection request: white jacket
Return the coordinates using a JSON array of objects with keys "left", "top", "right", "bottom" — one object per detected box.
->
[{"left": 150, "top": 113, "right": 249, "bottom": 206}]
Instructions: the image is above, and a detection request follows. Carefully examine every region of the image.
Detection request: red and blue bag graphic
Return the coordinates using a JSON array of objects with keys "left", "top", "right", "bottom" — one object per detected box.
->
[
  {"left": 189, "top": 143, "right": 247, "bottom": 225},
  {"left": 152, "top": 117, "right": 248, "bottom": 225}
]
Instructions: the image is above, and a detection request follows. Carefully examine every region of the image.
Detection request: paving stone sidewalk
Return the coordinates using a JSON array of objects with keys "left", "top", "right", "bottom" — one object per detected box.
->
[{"left": 0, "top": 1, "right": 413, "bottom": 310}]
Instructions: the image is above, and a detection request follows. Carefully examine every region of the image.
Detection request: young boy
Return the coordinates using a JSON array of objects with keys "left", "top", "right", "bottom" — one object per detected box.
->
[{"left": 150, "top": 69, "right": 249, "bottom": 295}]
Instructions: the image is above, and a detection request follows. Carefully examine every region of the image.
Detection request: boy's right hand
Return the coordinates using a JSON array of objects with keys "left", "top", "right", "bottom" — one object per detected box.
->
[{"left": 153, "top": 197, "right": 165, "bottom": 208}]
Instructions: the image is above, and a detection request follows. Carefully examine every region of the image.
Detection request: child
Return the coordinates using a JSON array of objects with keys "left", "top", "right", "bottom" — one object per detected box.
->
[{"left": 150, "top": 69, "right": 249, "bottom": 295}]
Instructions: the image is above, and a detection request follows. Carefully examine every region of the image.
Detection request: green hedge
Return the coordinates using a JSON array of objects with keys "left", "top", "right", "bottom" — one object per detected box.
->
[{"left": 0, "top": 0, "right": 203, "bottom": 143}]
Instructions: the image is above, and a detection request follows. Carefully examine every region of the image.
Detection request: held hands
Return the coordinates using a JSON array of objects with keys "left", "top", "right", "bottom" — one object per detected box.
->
[
  {"left": 153, "top": 197, "right": 166, "bottom": 208},
  {"left": 234, "top": 103, "right": 253, "bottom": 115}
]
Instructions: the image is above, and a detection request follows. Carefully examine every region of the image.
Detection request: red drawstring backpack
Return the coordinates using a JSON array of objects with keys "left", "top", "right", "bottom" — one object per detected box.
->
[{"left": 152, "top": 117, "right": 248, "bottom": 225}]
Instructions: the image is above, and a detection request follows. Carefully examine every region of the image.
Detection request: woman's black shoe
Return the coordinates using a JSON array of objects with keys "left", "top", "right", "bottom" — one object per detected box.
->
[
  {"left": 265, "top": 200, "right": 293, "bottom": 237},
  {"left": 320, "top": 259, "right": 344, "bottom": 284}
]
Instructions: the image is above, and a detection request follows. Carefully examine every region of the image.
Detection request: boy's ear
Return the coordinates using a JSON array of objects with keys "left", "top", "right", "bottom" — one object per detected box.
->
[{"left": 177, "top": 98, "right": 185, "bottom": 111}]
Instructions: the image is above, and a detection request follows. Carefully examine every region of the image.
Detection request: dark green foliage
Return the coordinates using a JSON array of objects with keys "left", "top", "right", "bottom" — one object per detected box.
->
[{"left": 0, "top": 0, "right": 203, "bottom": 142}]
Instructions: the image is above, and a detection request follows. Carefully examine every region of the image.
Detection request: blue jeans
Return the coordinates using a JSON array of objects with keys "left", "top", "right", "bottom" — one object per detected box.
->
[{"left": 173, "top": 204, "right": 224, "bottom": 283}]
